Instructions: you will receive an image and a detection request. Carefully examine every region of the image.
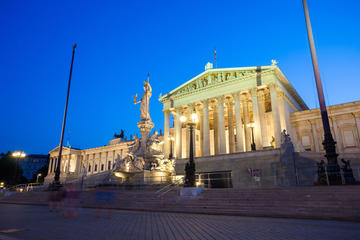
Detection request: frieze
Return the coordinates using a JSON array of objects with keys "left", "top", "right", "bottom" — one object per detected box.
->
[{"left": 163, "top": 69, "right": 274, "bottom": 101}]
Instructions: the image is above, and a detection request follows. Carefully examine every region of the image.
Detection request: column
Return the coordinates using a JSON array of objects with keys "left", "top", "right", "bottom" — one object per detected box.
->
[
  {"left": 217, "top": 96, "right": 226, "bottom": 154},
  {"left": 112, "top": 151, "right": 115, "bottom": 168},
  {"left": 354, "top": 112, "right": 360, "bottom": 145},
  {"left": 49, "top": 158, "right": 53, "bottom": 174},
  {"left": 283, "top": 97, "right": 292, "bottom": 137},
  {"left": 257, "top": 90, "right": 269, "bottom": 147},
  {"left": 53, "top": 158, "right": 58, "bottom": 173},
  {"left": 92, "top": 154, "right": 95, "bottom": 174},
  {"left": 212, "top": 102, "right": 219, "bottom": 155},
  {"left": 226, "top": 98, "right": 235, "bottom": 153},
  {"left": 67, "top": 154, "right": 71, "bottom": 173},
  {"left": 250, "top": 88, "right": 263, "bottom": 149},
  {"left": 184, "top": 107, "right": 191, "bottom": 158},
  {"left": 194, "top": 104, "right": 203, "bottom": 157},
  {"left": 310, "top": 120, "right": 320, "bottom": 152},
  {"left": 163, "top": 110, "right": 170, "bottom": 158},
  {"left": 330, "top": 117, "right": 343, "bottom": 153},
  {"left": 175, "top": 108, "right": 182, "bottom": 158},
  {"left": 241, "top": 94, "right": 251, "bottom": 151},
  {"left": 196, "top": 105, "right": 203, "bottom": 157},
  {"left": 233, "top": 93, "right": 245, "bottom": 152},
  {"left": 202, "top": 100, "right": 210, "bottom": 156},
  {"left": 269, "top": 83, "right": 282, "bottom": 147}
]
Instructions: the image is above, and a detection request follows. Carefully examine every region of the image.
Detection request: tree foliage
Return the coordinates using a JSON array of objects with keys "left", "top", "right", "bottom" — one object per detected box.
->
[{"left": 0, "top": 151, "right": 27, "bottom": 186}]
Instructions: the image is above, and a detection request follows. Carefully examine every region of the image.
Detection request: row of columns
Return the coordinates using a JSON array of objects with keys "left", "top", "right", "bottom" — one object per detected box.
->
[
  {"left": 48, "top": 149, "right": 123, "bottom": 176},
  {"left": 48, "top": 154, "right": 75, "bottom": 175},
  {"left": 163, "top": 84, "right": 289, "bottom": 159}
]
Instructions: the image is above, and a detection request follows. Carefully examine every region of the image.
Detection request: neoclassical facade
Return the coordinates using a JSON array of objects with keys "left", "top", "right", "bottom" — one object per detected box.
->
[
  {"left": 45, "top": 138, "right": 131, "bottom": 183},
  {"left": 45, "top": 62, "right": 360, "bottom": 185},
  {"left": 159, "top": 62, "right": 309, "bottom": 159},
  {"left": 291, "top": 101, "right": 360, "bottom": 153}
]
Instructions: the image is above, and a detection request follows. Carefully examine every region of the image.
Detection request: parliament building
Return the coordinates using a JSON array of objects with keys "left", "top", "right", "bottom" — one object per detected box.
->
[{"left": 45, "top": 62, "right": 360, "bottom": 187}]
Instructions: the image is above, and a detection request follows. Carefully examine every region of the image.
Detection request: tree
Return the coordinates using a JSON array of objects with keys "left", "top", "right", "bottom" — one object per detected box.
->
[{"left": 0, "top": 152, "right": 27, "bottom": 186}]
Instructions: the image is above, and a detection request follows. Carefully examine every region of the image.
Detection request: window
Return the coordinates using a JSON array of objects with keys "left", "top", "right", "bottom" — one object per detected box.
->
[
  {"left": 94, "top": 164, "right": 98, "bottom": 172},
  {"left": 101, "top": 164, "right": 104, "bottom": 171},
  {"left": 88, "top": 165, "right": 91, "bottom": 172},
  {"left": 343, "top": 130, "right": 356, "bottom": 147},
  {"left": 108, "top": 161, "right": 111, "bottom": 170}
]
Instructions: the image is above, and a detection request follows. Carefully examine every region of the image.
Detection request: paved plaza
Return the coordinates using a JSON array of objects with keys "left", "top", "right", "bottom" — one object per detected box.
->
[{"left": 0, "top": 204, "right": 359, "bottom": 240}]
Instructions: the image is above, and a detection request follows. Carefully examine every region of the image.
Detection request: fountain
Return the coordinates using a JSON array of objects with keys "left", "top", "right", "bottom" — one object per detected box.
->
[{"left": 112, "top": 75, "right": 175, "bottom": 184}]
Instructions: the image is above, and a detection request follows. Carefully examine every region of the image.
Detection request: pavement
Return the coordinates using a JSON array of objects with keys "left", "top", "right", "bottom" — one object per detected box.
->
[{"left": 0, "top": 204, "right": 360, "bottom": 240}]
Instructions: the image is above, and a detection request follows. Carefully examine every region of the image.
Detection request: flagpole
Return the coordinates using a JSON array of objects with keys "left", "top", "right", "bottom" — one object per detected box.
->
[
  {"left": 215, "top": 47, "right": 217, "bottom": 68},
  {"left": 302, "top": 0, "right": 341, "bottom": 185},
  {"left": 53, "top": 44, "right": 77, "bottom": 186}
]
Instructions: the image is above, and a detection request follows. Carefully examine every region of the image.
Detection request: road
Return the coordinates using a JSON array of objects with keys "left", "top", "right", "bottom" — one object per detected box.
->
[{"left": 0, "top": 204, "right": 359, "bottom": 240}]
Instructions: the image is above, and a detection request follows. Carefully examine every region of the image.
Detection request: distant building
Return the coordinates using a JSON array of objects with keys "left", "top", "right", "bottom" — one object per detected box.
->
[{"left": 20, "top": 154, "right": 49, "bottom": 181}]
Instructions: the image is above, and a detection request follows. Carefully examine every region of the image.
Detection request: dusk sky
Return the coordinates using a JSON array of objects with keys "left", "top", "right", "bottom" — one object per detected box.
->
[{"left": 1, "top": 0, "right": 359, "bottom": 154}]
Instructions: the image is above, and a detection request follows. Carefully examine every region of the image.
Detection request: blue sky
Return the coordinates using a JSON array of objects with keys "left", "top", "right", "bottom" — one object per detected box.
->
[{"left": 1, "top": 0, "right": 359, "bottom": 154}]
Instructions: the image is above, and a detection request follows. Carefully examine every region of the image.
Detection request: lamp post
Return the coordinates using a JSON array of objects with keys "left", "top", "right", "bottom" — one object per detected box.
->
[
  {"left": 302, "top": 0, "right": 341, "bottom": 184},
  {"left": 247, "top": 122, "right": 256, "bottom": 151},
  {"left": 180, "top": 113, "right": 198, "bottom": 187},
  {"left": 168, "top": 136, "right": 175, "bottom": 159},
  {"left": 12, "top": 151, "right": 26, "bottom": 184},
  {"left": 36, "top": 173, "right": 42, "bottom": 183}
]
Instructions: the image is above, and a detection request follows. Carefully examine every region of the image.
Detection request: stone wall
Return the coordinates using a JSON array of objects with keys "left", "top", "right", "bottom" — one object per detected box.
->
[
  {"left": 175, "top": 150, "right": 281, "bottom": 188},
  {"left": 175, "top": 149, "right": 360, "bottom": 188}
]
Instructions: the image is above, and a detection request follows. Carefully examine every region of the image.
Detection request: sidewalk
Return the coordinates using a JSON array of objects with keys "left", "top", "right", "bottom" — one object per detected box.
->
[{"left": 1, "top": 204, "right": 360, "bottom": 240}]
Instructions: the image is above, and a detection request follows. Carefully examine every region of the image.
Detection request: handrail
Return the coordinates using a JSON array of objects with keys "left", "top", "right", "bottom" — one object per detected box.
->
[{"left": 156, "top": 176, "right": 184, "bottom": 197}]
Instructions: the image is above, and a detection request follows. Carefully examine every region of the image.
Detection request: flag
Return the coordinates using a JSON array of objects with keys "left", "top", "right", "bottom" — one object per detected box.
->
[{"left": 214, "top": 47, "right": 217, "bottom": 61}]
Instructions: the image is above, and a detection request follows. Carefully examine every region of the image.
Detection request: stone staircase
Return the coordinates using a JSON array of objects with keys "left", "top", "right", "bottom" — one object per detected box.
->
[{"left": 1, "top": 186, "right": 359, "bottom": 221}]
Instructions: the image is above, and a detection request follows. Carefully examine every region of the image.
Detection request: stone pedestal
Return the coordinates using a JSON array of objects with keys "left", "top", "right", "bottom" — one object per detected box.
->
[
  {"left": 111, "top": 170, "right": 172, "bottom": 185},
  {"left": 137, "top": 119, "right": 154, "bottom": 152}
]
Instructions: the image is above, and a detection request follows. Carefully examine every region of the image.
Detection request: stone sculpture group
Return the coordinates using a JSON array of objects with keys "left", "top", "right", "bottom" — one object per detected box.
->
[{"left": 113, "top": 77, "right": 175, "bottom": 175}]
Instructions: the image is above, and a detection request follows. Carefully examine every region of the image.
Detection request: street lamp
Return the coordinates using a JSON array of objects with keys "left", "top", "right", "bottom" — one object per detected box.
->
[
  {"left": 247, "top": 122, "right": 256, "bottom": 151},
  {"left": 302, "top": 0, "right": 341, "bottom": 184},
  {"left": 12, "top": 150, "right": 26, "bottom": 184},
  {"left": 36, "top": 173, "right": 42, "bottom": 183},
  {"left": 168, "top": 136, "right": 175, "bottom": 159},
  {"left": 180, "top": 113, "right": 198, "bottom": 187}
]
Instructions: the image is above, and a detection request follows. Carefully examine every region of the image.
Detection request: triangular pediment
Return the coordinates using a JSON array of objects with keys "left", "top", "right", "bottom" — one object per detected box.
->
[
  {"left": 159, "top": 65, "right": 274, "bottom": 101},
  {"left": 49, "top": 146, "right": 76, "bottom": 154}
]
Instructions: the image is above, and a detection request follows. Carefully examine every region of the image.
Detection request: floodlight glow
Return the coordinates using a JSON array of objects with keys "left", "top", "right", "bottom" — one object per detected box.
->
[
  {"left": 247, "top": 122, "right": 255, "bottom": 128},
  {"left": 191, "top": 113, "right": 198, "bottom": 123},
  {"left": 180, "top": 116, "right": 187, "bottom": 123}
]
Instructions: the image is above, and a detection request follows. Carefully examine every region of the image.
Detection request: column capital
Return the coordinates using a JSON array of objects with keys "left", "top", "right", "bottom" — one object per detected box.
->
[
  {"left": 163, "top": 109, "right": 170, "bottom": 114},
  {"left": 216, "top": 95, "right": 225, "bottom": 104},
  {"left": 209, "top": 99, "right": 217, "bottom": 109},
  {"left": 268, "top": 82, "right": 277, "bottom": 91},
  {"left": 201, "top": 99, "right": 209, "bottom": 107},
  {"left": 225, "top": 96, "right": 233, "bottom": 106},
  {"left": 257, "top": 89, "right": 265, "bottom": 101},
  {"left": 240, "top": 93, "right": 249, "bottom": 102},
  {"left": 232, "top": 92, "right": 241, "bottom": 101},
  {"left": 250, "top": 87, "right": 258, "bottom": 96},
  {"left": 276, "top": 88, "right": 285, "bottom": 98},
  {"left": 353, "top": 112, "right": 360, "bottom": 118}
]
